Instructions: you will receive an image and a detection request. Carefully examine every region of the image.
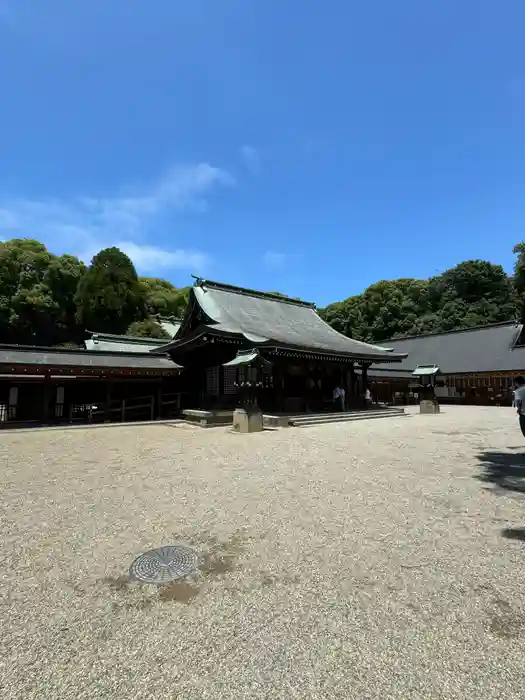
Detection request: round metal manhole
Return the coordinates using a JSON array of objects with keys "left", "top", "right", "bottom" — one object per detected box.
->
[{"left": 129, "top": 545, "right": 198, "bottom": 584}]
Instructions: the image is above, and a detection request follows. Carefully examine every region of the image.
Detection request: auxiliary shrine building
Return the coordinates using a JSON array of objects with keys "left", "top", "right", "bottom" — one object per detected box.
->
[{"left": 367, "top": 321, "right": 525, "bottom": 406}]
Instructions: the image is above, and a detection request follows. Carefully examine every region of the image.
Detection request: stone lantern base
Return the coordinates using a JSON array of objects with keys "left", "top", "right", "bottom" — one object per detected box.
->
[
  {"left": 419, "top": 399, "right": 440, "bottom": 414},
  {"left": 232, "top": 407, "right": 264, "bottom": 433}
]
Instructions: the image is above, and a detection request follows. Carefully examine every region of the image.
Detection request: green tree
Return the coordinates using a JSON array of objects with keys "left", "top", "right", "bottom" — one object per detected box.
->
[
  {"left": 45, "top": 254, "right": 87, "bottom": 343},
  {"left": 0, "top": 239, "right": 85, "bottom": 345},
  {"left": 513, "top": 242, "right": 525, "bottom": 322},
  {"left": 320, "top": 279, "right": 430, "bottom": 343},
  {"left": 428, "top": 260, "right": 517, "bottom": 330},
  {"left": 75, "top": 247, "right": 147, "bottom": 334},
  {"left": 320, "top": 259, "right": 517, "bottom": 343},
  {"left": 127, "top": 319, "right": 170, "bottom": 339},
  {"left": 139, "top": 277, "right": 189, "bottom": 318}
]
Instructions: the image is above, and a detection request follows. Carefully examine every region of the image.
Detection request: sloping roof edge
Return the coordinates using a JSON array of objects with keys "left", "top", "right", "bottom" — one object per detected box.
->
[
  {"left": 412, "top": 364, "right": 440, "bottom": 376},
  {"left": 86, "top": 330, "right": 167, "bottom": 346},
  {"left": 0, "top": 343, "right": 183, "bottom": 370},
  {"left": 365, "top": 321, "right": 525, "bottom": 376},
  {"left": 385, "top": 320, "right": 521, "bottom": 344}
]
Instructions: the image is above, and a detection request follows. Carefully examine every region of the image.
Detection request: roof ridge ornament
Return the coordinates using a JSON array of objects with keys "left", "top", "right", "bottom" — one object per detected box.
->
[{"left": 192, "top": 275, "right": 205, "bottom": 288}]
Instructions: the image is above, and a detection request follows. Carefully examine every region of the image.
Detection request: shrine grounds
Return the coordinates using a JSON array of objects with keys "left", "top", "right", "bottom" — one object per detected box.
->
[{"left": 2, "top": 406, "right": 525, "bottom": 699}]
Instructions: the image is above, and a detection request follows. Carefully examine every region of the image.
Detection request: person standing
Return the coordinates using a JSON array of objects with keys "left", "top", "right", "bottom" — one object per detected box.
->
[
  {"left": 513, "top": 377, "right": 525, "bottom": 436},
  {"left": 333, "top": 385, "right": 346, "bottom": 411}
]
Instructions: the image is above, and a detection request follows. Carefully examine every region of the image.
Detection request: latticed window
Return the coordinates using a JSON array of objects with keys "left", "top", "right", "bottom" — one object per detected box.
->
[
  {"left": 223, "top": 367, "right": 237, "bottom": 395},
  {"left": 8, "top": 386, "right": 18, "bottom": 419},
  {"left": 206, "top": 366, "right": 220, "bottom": 396},
  {"left": 55, "top": 386, "right": 65, "bottom": 418},
  {"left": 261, "top": 367, "right": 273, "bottom": 389}
]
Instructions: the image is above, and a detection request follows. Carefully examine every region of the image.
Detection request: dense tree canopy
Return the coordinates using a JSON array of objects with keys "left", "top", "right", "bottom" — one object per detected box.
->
[
  {"left": 319, "top": 259, "right": 518, "bottom": 343},
  {"left": 513, "top": 242, "right": 525, "bottom": 322},
  {"left": 0, "top": 237, "right": 524, "bottom": 347},
  {"left": 0, "top": 239, "right": 85, "bottom": 345},
  {"left": 127, "top": 318, "right": 170, "bottom": 339},
  {"left": 74, "top": 247, "right": 147, "bottom": 335},
  {"left": 139, "top": 277, "right": 189, "bottom": 319}
]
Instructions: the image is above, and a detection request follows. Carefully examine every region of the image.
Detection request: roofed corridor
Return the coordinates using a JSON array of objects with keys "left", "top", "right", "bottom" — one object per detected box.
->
[{"left": 1, "top": 406, "right": 524, "bottom": 699}]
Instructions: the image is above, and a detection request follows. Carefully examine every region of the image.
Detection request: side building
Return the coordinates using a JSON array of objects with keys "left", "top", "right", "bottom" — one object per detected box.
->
[
  {"left": 365, "top": 321, "right": 525, "bottom": 405},
  {"left": 0, "top": 321, "right": 184, "bottom": 428},
  {"left": 0, "top": 343, "right": 183, "bottom": 427}
]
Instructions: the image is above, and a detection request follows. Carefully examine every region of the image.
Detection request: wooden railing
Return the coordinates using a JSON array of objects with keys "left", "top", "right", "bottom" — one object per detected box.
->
[{"left": 68, "top": 392, "right": 183, "bottom": 424}]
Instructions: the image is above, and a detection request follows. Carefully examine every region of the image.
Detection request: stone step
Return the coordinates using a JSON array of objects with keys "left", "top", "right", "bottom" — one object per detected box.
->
[
  {"left": 289, "top": 409, "right": 405, "bottom": 427},
  {"left": 181, "top": 408, "right": 406, "bottom": 429}
]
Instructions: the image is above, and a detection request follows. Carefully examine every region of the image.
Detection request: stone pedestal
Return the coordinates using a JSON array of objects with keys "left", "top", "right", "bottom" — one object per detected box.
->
[
  {"left": 419, "top": 399, "right": 440, "bottom": 414},
  {"left": 232, "top": 407, "right": 264, "bottom": 433}
]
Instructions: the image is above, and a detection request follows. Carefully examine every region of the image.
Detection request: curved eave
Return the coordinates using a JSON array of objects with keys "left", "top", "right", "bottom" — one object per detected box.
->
[
  {"left": 156, "top": 326, "right": 407, "bottom": 363},
  {"left": 265, "top": 345, "right": 407, "bottom": 363}
]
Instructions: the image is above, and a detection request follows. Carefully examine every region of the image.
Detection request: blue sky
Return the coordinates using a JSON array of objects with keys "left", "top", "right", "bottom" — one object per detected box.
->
[{"left": 0, "top": 0, "right": 524, "bottom": 306}]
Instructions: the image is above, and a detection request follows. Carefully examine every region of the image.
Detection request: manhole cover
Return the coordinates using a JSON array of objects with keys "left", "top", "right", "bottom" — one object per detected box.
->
[{"left": 129, "top": 545, "right": 198, "bottom": 584}]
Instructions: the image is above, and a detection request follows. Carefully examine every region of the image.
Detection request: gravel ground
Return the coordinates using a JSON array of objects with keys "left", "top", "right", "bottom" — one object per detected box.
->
[{"left": 1, "top": 405, "right": 525, "bottom": 699}]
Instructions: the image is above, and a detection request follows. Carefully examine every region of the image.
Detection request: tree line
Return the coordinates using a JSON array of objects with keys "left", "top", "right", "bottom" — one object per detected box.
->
[
  {"left": 0, "top": 239, "right": 189, "bottom": 346},
  {"left": 2, "top": 237, "right": 525, "bottom": 347},
  {"left": 319, "top": 243, "right": 525, "bottom": 343}
]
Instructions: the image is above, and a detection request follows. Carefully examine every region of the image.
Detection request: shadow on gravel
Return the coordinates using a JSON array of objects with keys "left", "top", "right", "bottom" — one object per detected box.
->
[
  {"left": 502, "top": 528, "right": 525, "bottom": 541},
  {"left": 476, "top": 450, "right": 525, "bottom": 495}
]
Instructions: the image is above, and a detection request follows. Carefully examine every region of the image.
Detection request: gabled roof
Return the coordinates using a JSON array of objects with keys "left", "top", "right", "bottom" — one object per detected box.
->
[
  {"left": 85, "top": 319, "right": 182, "bottom": 354},
  {"left": 0, "top": 344, "right": 182, "bottom": 371},
  {"left": 413, "top": 365, "right": 440, "bottom": 376},
  {"left": 223, "top": 348, "right": 273, "bottom": 368},
  {"left": 159, "top": 279, "right": 407, "bottom": 362},
  {"left": 366, "top": 321, "right": 525, "bottom": 377}
]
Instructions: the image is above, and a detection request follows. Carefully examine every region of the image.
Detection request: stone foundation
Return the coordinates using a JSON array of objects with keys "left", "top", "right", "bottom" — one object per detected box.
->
[
  {"left": 232, "top": 407, "right": 264, "bottom": 433},
  {"left": 420, "top": 399, "right": 440, "bottom": 414}
]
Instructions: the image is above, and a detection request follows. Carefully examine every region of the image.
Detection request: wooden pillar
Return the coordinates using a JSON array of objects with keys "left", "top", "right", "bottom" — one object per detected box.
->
[
  {"left": 42, "top": 375, "right": 51, "bottom": 425},
  {"left": 219, "top": 364, "right": 225, "bottom": 407},
  {"left": 349, "top": 364, "right": 355, "bottom": 397},
  {"left": 8, "top": 385, "right": 18, "bottom": 421},
  {"left": 348, "top": 363, "right": 357, "bottom": 407},
  {"left": 362, "top": 364, "right": 369, "bottom": 390},
  {"left": 157, "top": 381, "right": 163, "bottom": 419},
  {"left": 55, "top": 385, "right": 65, "bottom": 420},
  {"left": 273, "top": 361, "right": 283, "bottom": 412},
  {"left": 104, "top": 380, "right": 113, "bottom": 423}
]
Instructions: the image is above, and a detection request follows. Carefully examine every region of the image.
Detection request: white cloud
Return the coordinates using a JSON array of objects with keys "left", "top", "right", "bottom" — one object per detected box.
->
[
  {"left": 0, "top": 163, "right": 233, "bottom": 272},
  {"left": 262, "top": 250, "right": 288, "bottom": 268},
  {"left": 112, "top": 241, "right": 208, "bottom": 273},
  {"left": 240, "top": 145, "right": 261, "bottom": 175}
]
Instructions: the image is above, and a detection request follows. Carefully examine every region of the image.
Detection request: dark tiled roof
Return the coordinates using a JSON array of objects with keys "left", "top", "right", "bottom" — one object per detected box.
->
[
  {"left": 0, "top": 345, "right": 182, "bottom": 371},
  {"left": 369, "top": 322, "right": 525, "bottom": 376},
  {"left": 162, "top": 279, "right": 407, "bottom": 362},
  {"left": 85, "top": 331, "right": 166, "bottom": 354}
]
